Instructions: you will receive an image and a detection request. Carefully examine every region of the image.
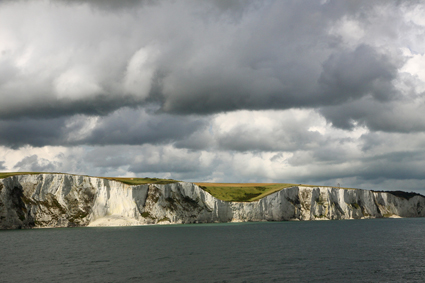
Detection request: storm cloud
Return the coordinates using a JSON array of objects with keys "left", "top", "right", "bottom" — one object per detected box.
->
[
  {"left": 0, "top": 1, "right": 411, "bottom": 118},
  {"left": 1, "top": 0, "right": 425, "bottom": 193},
  {"left": 0, "top": 108, "right": 207, "bottom": 148}
]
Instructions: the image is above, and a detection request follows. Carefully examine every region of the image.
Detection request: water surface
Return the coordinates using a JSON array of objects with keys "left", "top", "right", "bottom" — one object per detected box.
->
[{"left": 1, "top": 218, "right": 425, "bottom": 282}]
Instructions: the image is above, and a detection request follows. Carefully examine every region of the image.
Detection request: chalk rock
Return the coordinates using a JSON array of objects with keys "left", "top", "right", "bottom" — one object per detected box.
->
[{"left": 1, "top": 174, "right": 424, "bottom": 229}]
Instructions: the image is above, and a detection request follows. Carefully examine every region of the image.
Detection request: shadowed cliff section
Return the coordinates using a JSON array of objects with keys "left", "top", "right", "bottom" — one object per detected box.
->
[
  {"left": 373, "top": 190, "right": 424, "bottom": 200},
  {"left": 1, "top": 173, "right": 425, "bottom": 229}
]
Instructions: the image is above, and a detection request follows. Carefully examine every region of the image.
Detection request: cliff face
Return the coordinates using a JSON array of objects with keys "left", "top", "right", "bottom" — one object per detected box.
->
[{"left": 0, "top": 174, "right": 424, "bottom": 229}]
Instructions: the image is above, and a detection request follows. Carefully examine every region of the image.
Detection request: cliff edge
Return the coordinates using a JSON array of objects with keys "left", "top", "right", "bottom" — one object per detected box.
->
[{"left": 1, "top": 173, "right": 424, "bottom": 229}]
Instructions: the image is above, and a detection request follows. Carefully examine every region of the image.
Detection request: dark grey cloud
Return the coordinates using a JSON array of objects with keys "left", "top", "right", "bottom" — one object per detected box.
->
[
  {"left": 83, "top": 109, "right": 206, "bottom": 146},
  {"left": 0, "top": 0, "right": 264, "bottom": 120},
  {"left": 0, "top": 0, "right": 416, "bottom": 127},
  {"left": 320, "top": 95, "right": 425, "bottom": 132},
  {"left": 173, "top": 130, "right": 214, "bottom": 151},
  {"left": 317, "top": 45, "right": 400, "bottom": 105},
  {"left": 59, "top": 0, "right": 153, "bottom": 11},
  {"left": 0, "top": 117, "right": 67, "bottom": 148},
  {"left": 0, "top": 94, "right": 144, "bottom": 120},
  {"left": 0, "top": 108, "right": 207, "bottom": 148},
  {"left": 13, "top": 155, "right": 60, "bottom": 172},
  {"left": 80, "top": 145, "right": 218, "bottom": 180},
  {"left": 1, "top": 0, "right": 425, "bottom": 195},
  {"left": 57, "top": 0, "right": 252, "bottom": 15},
  {"left": 215, "top": 120, "right": 324, "bottom": 153},
  {"left": 157, "top": 42, "right": 401, "bottom": 116},
  {"left": 359, "top": 151, "right": 425, "bottom": 180}
]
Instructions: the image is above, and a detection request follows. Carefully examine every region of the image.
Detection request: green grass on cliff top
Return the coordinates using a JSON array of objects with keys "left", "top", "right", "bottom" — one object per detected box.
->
[
  {"left": 194, "top": 183, "right": 358, "bottom": 202},
  {"left": 102, "top": 177, "right": 178, "bottom": 185},
  {"left": 0, "top": 172, "right": 178, "bottom": 185},
  {"left": 194, "top": 183, "right": 297, "bottom": 202},
  {"left": 0, "top": 172, "right": 47, "bottom": 179},
  {"left": 0, "top": 172, "right": 356, "bottom": 202}
]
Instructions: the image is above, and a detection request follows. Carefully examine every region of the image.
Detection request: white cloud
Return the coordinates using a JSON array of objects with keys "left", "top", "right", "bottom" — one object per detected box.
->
[
  {"left": 65, "top": 115, "right": 99, "bottom": 142},
  {"left": 400, "top": 49, "right": 425, "bottom": 92},
  {"left": 55, "top": 66, "right": 102, "bottom": 99},
  {"left": 123, "top": 47, "right": 158, "bottom": 98},
  {"left": 403, "top": 3, "right": 425, "bottom": 27},
  {"left": 328, "top": 16, "right": 365, "bottom": 47},
  {"left": 0, "top": 145, "right": 66, "bottom": 172}
]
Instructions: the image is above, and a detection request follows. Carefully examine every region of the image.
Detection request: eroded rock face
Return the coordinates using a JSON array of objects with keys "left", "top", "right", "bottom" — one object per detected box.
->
[
  {"left": 0, "top": 174, "right": 98, "bottom": 229},
  {"left": 0, "top": 174, "right": 424, "bottom": 229}
]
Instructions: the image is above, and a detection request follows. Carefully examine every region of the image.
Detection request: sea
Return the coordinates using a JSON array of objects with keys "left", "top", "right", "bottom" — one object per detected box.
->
[{"left": 1, "top": 218, "right": 425, "bottom": 282}]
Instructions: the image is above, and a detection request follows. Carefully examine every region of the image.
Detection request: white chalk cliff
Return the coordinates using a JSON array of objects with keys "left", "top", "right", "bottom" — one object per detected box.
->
[{"left": 1, "top": 174, "right": 424, "bottom": 229}]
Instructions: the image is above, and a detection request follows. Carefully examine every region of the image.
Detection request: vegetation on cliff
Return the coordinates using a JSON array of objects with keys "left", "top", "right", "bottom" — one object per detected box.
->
[
  {"left": 194, "top": 183, "right": 295, "bottom": 202},
  {"left": 0, "top": 172, "right": 178, "bottom": 185},
  {"left": 103, "top": 177, "right": 178, "bottom": 185},
  {"left": 1, "top": 172, "right": 406, "bottom": 203}
]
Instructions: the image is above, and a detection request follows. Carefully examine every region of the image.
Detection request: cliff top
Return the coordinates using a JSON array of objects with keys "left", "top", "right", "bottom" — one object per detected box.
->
[
  {"left": 2, "top": 172, "right": 424, "bottom": 202},
  {"left": 195, "top": 182, "right": 358, "bottom": 202},
  {"left": 195, "top": 183, "right": 295, "bottom": 202},
  {"left": 0, "top": 172, "right": 178, "bottom": 185},
  {"left": 0, "top": 172, "right": 358, "bottom": 202},
  {"left": 102, "top": 177, "right": 178, "bottom": 185}
]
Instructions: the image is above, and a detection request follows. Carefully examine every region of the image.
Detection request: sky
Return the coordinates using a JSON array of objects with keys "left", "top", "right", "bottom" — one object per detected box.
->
[{"left": 1, "top": 0, "right": 425, "bottom": 193}]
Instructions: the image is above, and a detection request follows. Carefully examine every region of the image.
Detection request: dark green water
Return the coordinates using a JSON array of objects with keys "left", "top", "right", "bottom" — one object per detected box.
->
[{"left": 1, "top": 218, "right": 425, "bottom": 282}]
